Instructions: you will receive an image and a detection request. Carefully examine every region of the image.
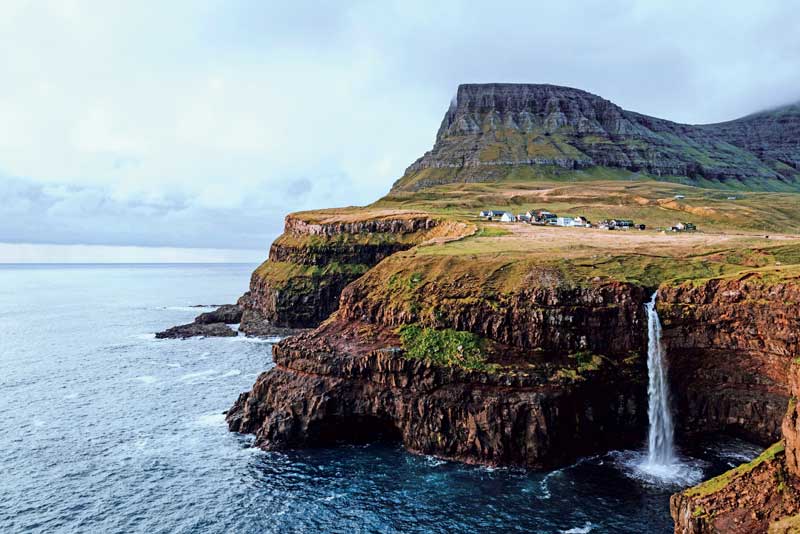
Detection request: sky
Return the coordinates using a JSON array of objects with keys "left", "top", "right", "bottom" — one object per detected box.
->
[{"left": 1, "top": 0, "right": 798, "bottom": 262}]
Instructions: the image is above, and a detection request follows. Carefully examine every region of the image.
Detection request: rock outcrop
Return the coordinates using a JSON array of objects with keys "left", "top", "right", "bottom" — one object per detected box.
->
[
  {"left": 392, "top": 84, "right": 800, "bottom": 192},
  {"left": 156, "top": 304, "right": 242, "bottom": 339},
  {"left": 671, "top": 360, "right": 800, "bottom": 534},
  {"left": 658, "top": 273, "right": 800, "bottom": 444},
  {"left": 237, "top": 211, "right": 468, "bottom": 333},
  {"left": 156, "top": 321, "right": 237, "bottom": 339},
  {"left": 226, "top": 318, "right": 646, "bottom": 469}
]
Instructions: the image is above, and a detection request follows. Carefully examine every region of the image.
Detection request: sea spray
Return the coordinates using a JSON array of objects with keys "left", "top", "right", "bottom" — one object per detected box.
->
[{"left": 644, "top": 291, "right": 675, "bottom": 467}]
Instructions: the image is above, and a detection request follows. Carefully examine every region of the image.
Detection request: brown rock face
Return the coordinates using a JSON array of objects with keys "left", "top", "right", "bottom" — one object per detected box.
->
[
  {"left": 226, "top": 320, "right": 645, "bottom": 469},
  {"left": 238, "top": 214, "right": 441, "bottom": 332},
  {"left": 670, "top": 361, "right": 800, "bottom": 534},
  {"left": 340, "top": 275, "right": 650, "bottom": 356},
  {"left": 669, "top": 442, "right": 800, "bottom": 534},
  {"left": 658, "top": 276, "right": 800, "bottom": 444},
  {"left": 783, "top": 363, "right": 800, "bottom": 478}
]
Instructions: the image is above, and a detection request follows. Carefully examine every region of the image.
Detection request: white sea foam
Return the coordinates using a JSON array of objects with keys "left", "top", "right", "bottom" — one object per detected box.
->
[
  {"left": 64, "top": 392, "right": 79, "bottom": 400},
  {"left": 219, "top": 369, "right": 241, "bottom": 378},
  {"left": 237, "top": 335, "right": 282, "bottom": 344},
  {"left": 611, "top": 449, "right": 706, "bottom": 487},
  {"left": 133, "top": 375, "right": 158, "bottom": 384},
  {"left": 165, "top": 363, "right": 181, "bottom": 368},
  {"left": 179, "top": 370, "right": 217, "bottom": 381},
  {"left": 162, "top": 306, "right": 217, "bottom": 312},
  {"left": 561, "top": 522, "right": 595, "bottom": 533},
  {"left": 196, "top": 413, "right": 226, "bottom": 426},
  {"left": 538, "top": 468, "right": 564, "bottom": 500},
  {"left": 134, "top": 333, "right": 156, "bottom": 340},
  {"left": 423, "top": 455, "right": 446, "bottom": 467}
]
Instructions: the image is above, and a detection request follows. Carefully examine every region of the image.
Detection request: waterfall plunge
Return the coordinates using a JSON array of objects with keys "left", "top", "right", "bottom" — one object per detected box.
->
[
  {"left": 616, "top": 291, "right": 704, "bottom": 486},
  {"left": 644, "top": 291, "right": 675, "bottom": 467}
]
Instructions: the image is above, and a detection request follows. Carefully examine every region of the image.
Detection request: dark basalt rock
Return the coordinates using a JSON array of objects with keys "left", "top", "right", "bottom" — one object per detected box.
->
[
  {"left": 227, "top": 320, "right": 646, "bottom": 469},
  {"left": 156, "top": 304, "right": 244, "bottom": 339},
  {"left": 155, "top": 322, "right": 236, "bottom": 339},
  {"left": 392, "top": 83, "right": 800, "bottom": 191},
  {"left": 195, "top": 304, "right": 243, "bottom": 324}
]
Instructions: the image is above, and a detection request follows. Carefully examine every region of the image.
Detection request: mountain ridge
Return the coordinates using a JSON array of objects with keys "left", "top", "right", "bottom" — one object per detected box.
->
[{"left": 393, "top": 83, "right": 800, "bottom": 192}]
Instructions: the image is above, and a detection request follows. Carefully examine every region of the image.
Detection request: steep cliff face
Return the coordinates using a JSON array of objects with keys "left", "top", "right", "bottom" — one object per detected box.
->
[
  {"left": 339, "top": 254, "right": 650, "bottom": 356},
  {"left": 238, "top": 211, "right": 461, "bottom": 334},
  {"left": 703, "top": 103, "right": 800, "bottom": 176},
  {"left": 393, "top": 83, "right": 800, "bottom": 192},
  {"left": 658, "top": 271, "right": 800, "bottom": 444},
  {"left": 671, "top": 361, "right": 800, "bottom": 534},
  {"left": 227, "top": 315, "right": 646, "bottom": 469}
]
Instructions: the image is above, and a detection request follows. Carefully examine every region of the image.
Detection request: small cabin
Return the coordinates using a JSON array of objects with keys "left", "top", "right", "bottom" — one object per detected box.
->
[
  {"left": 517, "top": 213, "right": 531, "bottom": 222},
  {"left": 499, "top": 212, "right": 516, "bottom": 223},
  {"left": 674, "top": 195, "right": 685, "bottom": 200}
]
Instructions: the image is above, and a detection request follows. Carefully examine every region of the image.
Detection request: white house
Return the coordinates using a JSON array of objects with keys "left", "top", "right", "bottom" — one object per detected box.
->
[
  {"left": 555, "top": 216, "right": 590, "bottom": 227},
  {"left": 479, "top": 210, "right": 507, "bottom": 219},
  {"left": 500, "top": 212, "right": 516, "bottom": 223}
]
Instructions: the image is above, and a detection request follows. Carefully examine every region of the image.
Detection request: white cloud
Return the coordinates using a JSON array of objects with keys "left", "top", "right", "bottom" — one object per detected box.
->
[{"left": 0, "top": 0, "right": 797, "bottom": 252}]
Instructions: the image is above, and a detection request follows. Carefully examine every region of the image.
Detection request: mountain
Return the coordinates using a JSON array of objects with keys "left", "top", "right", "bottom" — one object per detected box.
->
[{"left": 392, "top": 84, "right": 800, "bottom": 192}]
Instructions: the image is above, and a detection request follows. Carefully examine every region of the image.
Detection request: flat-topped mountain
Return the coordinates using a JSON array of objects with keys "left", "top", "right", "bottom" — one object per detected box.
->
[{"left": 393, "top": 83, "right": 800, "bottom": 192}]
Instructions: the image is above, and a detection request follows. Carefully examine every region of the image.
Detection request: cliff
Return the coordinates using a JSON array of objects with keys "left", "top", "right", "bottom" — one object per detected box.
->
[
  {"left": 237, "top": 210, "right": 471, "bottom": 334},
  {"left": 225, "top": 81, "right": 800, "bottom": 529},
  {"left": 228, "top": 284, "right": 648, "bottom": 468},
  {"left": 392, "top": 84, "right": 800, "bottom": 192},
  {"left": 670, "top": 361, "right": 800, "bottom": 534},
  {"left": 658, "top": 271, "right": 800, "bottom": 444}
]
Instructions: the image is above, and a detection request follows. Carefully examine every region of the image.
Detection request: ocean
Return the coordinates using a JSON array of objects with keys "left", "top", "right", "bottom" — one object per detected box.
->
[{"left": 0, "top": 263, "right": 761, "bottom": 533}]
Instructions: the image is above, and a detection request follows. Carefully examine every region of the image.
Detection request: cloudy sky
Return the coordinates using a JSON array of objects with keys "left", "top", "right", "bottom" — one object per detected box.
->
[{"left": 1, "top": 0, "right": 798, "bottom": 262}]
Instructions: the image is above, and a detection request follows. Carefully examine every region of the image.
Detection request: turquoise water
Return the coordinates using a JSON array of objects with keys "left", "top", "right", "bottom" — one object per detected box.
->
[{"left": 0, "top": 264, "right": 761, "bottom": 533}]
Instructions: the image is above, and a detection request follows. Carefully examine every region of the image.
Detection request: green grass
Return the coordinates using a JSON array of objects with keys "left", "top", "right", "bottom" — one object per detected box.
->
[
  {"left": 684, "top": 441, "right": 785, "bottom": 498},
  {"left": 397, "top": 324, "right": 495, "bottom": 372}
]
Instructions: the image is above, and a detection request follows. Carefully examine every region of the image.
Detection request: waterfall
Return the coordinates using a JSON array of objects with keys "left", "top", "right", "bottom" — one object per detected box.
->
[{"left": 644, "top": 291, "right": 675, "bottom": 467}]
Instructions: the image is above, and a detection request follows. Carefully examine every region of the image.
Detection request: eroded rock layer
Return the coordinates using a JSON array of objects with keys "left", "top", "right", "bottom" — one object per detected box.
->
[
  {"left": 392, "top": 84, "right": 800, "bottom": 191},
  {"left": 671, "top": 361, "right": 800, "bottom": 534},
  {"left": 659, "top": 273, "right": 800, "bottom": 444},
  {"left": 237, "top": 212, "right": 452, "bottom": 333},
  {"left": 226, "top": 320, "right": 646, "bottom": 469}
]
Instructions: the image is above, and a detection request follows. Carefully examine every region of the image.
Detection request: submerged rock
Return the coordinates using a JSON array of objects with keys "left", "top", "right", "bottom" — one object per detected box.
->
[
  {"left": 156, "top": 304, "right": 243, "bottom": 339},
  {"left": 155, "top": 322, "right": 236, "bottom": 339},
  {"left": 195, "top": 304, "right": 243, "bottom": 325}
]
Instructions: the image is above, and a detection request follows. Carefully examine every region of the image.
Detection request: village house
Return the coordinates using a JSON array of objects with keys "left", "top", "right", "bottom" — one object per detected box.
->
[
  {"left": 516, "top": 212, "right": 531, "bottom": 222},
  {"left": 499, "top": 212, "right": 516, "bottom": 223},
  {"left": 672, "top": 222, "right": 697, "bottom": 232},
  {"left": 600, "top": 219, "right": 635, "bottom": 230},
  {"left": 479, "top": 210, "right": 506, "bottom": 219},
  {"left": 531, "top": 210, "right": 558, "bottom": 225},
  {"left": 556, "top": 216, "right": 591, "bottom": 228}
]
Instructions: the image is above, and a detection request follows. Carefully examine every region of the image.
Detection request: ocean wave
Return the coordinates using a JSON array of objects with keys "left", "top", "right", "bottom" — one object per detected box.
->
[
  {"left": 561, "top": 521, "right": 595, "bottom": 533},
  {"left": 179, "top": 370, "right": 218, "bottom": 381},
  {"left": 161, "top": 306, "right": 219, "bottom": 312},
  {"left": 133, "top": 375, "right": 158, "bottom": 384},
  {"left": 196, "top": 413, "right": 226, "bottom": 426}
]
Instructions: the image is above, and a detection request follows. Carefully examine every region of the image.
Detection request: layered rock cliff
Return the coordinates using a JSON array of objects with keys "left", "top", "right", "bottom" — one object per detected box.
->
[
  {"left": 392, "top": 84, "right": 800, "bottom": 192},
  {"left": 228, "top": 278, "right": 649, "bottom": 468},
  {"left": 237, "top": 211, "right": 466, "bottom": 334},
  {"left": 658, "top": 272, "right": 800, "bottom": 444},
  {"left": 670, "top": 361, "right": 800, "bottom": 534}
]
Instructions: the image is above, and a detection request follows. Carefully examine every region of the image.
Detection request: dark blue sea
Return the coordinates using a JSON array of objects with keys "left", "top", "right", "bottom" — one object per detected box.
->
[{"left": 0, "top": 264, "right": 762, "bottom": 533}]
